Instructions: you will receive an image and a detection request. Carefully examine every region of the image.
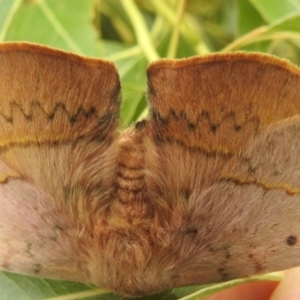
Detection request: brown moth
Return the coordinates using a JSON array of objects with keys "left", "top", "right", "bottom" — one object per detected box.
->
[{"left": 1, "top": 42, "right": 300, "bottom": 297}]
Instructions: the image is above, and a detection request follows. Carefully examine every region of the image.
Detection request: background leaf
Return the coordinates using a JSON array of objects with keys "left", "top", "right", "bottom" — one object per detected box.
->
[{"left": 250, "top": 0, "right": 300, "bottom": 21}]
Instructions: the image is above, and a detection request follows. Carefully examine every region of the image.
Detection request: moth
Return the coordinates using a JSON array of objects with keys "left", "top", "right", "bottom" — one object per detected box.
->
[{"left": 1, "top": 42, "right": 300, "bottom": 297}]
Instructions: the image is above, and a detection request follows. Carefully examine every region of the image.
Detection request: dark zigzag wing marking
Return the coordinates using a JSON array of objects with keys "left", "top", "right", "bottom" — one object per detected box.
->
[
  {"left": 151, "top": 108, "right": 261, "bottom": 133},
  {"left": 0, "top": 101, "right": 98, "bottom": 124},
  {"left": 149, "top": 109, "right": 260, "bottom": 157},
  {"left": 0, "top": 101, "right": 113, "bottom": 125},
  {"left": 0, "top": 101, "right": 119, "bottom": 151}
]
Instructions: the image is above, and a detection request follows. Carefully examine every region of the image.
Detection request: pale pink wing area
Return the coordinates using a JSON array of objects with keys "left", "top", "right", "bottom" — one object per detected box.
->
[
  {"left": 0, "top": 160, "right": 86, "bottom": 281},
  {"left": 0, "top": 43, "right": 121, "bottom": 282},
  {"left": 174, "top": 118, "right": 300, "bottom": 287}
]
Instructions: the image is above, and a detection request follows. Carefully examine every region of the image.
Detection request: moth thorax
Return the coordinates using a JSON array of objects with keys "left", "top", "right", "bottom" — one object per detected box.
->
[{"left": 112, "top": 127, "right": 152, "bottom": 221}]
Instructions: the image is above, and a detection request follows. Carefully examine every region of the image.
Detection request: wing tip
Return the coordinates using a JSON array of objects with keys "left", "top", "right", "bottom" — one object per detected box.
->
[
  {"left": 147, "top": 51, "right": 299, "bottom": 75},
  {"left": 0, "top": 41, "right": 118, "bottom": 73}
]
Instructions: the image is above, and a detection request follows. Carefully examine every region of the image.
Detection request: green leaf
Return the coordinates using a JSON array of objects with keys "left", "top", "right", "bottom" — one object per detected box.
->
[
  {"left": 0, "top": 271, "right": 283, "bottom": 300},
  {"left": 0, "top": 0, "right": 23, "bottom": 42},
  {"left": 3, "top": 0, "right": 100, "bottom": 56},
  {"left": 250, "top": 0, "right": 300, "bottom": 22},
  {"left": 267, "top": 13, "right": 300, "bottom": 32},
  {"left": 237, "top": 0, "right": 266, "bottom": 36},
  {"left": 0, "top": 272, "right": 112, "bottom": 300},
  {"left": 174, "top": 273, "right": 282, "bottom": 300}
]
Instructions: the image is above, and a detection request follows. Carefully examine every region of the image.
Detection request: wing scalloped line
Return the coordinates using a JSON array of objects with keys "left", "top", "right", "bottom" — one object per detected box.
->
[
  {"left": 150, "top": 108, "right": 261, "bottom": 156},
  {"left": 0, "top": 101, "right": 98, "bottom": 124}
]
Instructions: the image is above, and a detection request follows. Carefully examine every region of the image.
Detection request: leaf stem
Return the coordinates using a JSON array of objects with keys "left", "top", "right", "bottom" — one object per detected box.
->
[
  {"left": 221, "top": 26, "right": 268, "bottom": 51},
  {"left": 121, "top": 0, "right": 159, "bottom": 62},
  {"left": 0, "top": 0, "right": 23, "bottom": 42},
  {"left": 167, "top": 0, "right": 186, "bottom": 58},
  {"left": 104, "top": 45, "right": 142, "bottom": 61}
]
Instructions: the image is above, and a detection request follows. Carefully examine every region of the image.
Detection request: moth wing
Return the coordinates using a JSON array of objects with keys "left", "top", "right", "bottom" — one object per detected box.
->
[
  {"left": 0, "top": 42, "right": 121, "bottom": 219},
  {"left": 174, "top": 117, "right": 300, "bottom": 286},
  {"left": 142, "top": 53, "right": 300, "bottom": 287},
  {"left": 0, "top": 43, "right": 121, "bottom": 281},
  {"left": 143, "top": 52, "right": 300, "bottom": 213}
]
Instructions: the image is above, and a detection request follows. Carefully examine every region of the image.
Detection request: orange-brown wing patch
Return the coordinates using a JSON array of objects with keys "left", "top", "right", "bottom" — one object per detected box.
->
[
  {"left": 0, "top": 42, "right": 120, "bottom": 148},
  {"left": 147, "top": 52, "right": 300, "bottom": 156}
]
